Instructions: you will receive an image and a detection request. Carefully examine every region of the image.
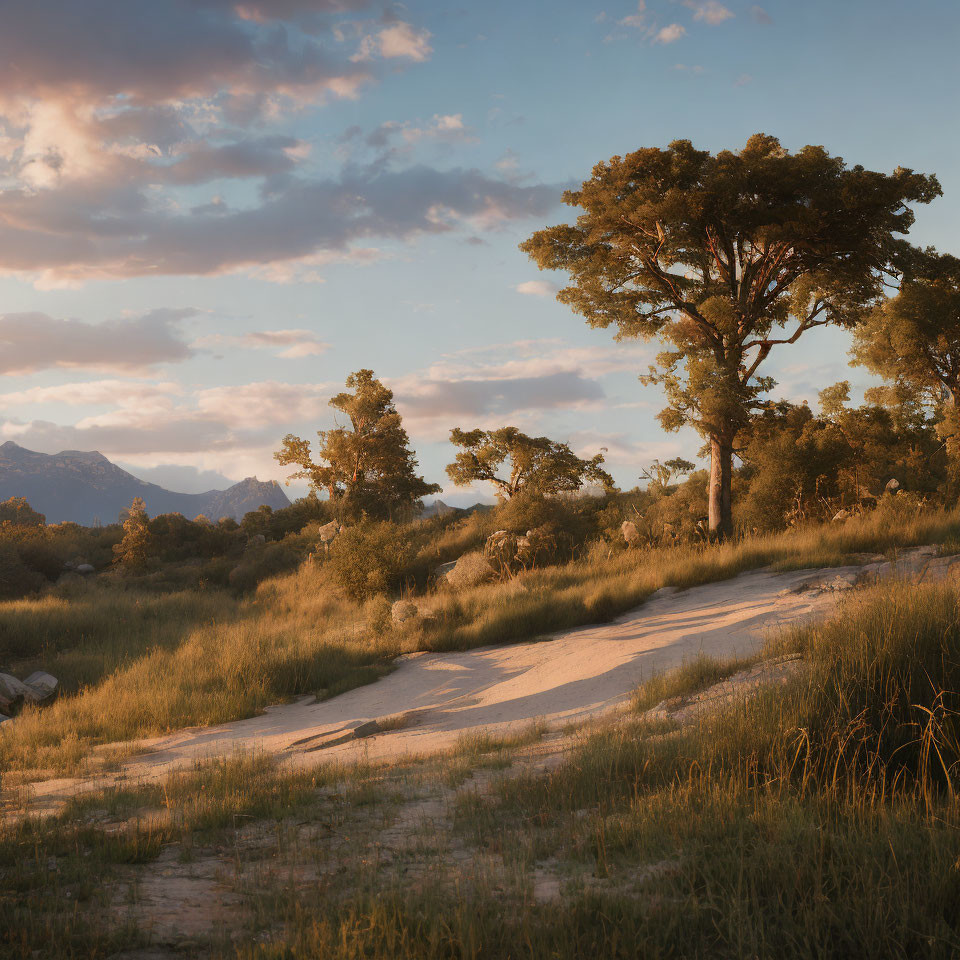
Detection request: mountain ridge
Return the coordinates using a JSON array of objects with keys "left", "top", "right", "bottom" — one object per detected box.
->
[{"left": 0, "top": 441, "right": 290, "bottom": 524}]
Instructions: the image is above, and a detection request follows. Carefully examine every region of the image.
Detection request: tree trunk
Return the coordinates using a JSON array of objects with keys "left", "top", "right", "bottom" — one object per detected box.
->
[{"left": 708, "top": 436, "right": 734, "bottom": 540}]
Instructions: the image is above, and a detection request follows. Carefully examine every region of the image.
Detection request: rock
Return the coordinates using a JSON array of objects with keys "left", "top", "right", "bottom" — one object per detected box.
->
[
  {"left": 353, "top": 720, "right": 380, "bottom": 739},
  {"left": 829, "top": 573, "right": 858, "bottom": 591},
  {"left": 75, "top": 563, "right": 95, "bottom": 574},
  {"left": 391, "top": 600, "right": 418, "bottom": 623},
  {"left": 621, "top": 520, "right": 640, "bottom": 546},
  {"left": 0, "top": 671, "right": 59, "bottom": 715},
  {"left": 23, "top": 671, "right": 57, "bottom": 703},
  {"left": 885, "top": 478, "right": 901, "bottom": 494},
  {"left": 832, "top": 509, "right": 851, "bottom": 523},
  {"left": 434, "top": 560, "right": 457, "bottom": 579},
  {"left": 444, "top": 552, "right": 496, "bottom": 590},
  {"left": 318, "top": 520, "right": 341, "bottom": 544},
  {"left": 0, "top": 673, "right": 29, "bottom": 715}
]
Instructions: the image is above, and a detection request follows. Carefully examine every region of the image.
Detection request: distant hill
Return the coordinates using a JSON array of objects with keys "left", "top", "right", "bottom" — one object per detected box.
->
[{"left": 0, "top": 442, "right": 290, "bottom": 525}]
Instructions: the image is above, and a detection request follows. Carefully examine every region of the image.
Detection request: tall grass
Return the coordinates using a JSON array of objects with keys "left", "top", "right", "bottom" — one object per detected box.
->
[{"left": 4, "top": 503, "right": 960, "bottom": 777}]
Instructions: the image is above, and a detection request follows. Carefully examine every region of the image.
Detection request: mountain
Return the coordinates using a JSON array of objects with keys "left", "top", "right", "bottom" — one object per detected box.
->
[{"left": 0, "top": 442, "right": 290, "bottom": 525}]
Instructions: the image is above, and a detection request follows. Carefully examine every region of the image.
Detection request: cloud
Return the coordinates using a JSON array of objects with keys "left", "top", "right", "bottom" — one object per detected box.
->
[
  {"left": 0, "top": 1, "right": 464, "bottom": 286},
  {"left": 195, "top": 329, "right": 331, "bottom": 358},
  {"left": 734, "top": 73, "right": 753, "bottom": 87},
  {"left": 353, "top": 22, "right": 433, "bottom": 62},
  {"left": 0, "top": 165, "right": 561, "bottom": 285},
  {"left": 0, "top": 309, "right": 194, "bottom": 374},
  {"left": 515, "top": 280, "right": 557, "bottom": 298},
  {"left": 750, "top": 5, "right": 773, "bottom": 24},
  {"left": 0, "top": 1, "right": 384, "bottom": 107},
  {"left": 619, "top": 1, "right": 647, "bottom": 28},
  {"left": 0, "top": 379, "right": 333, "bottom": 457},
  {"left": 654, "top": 23, "right": 687, "bottom": 43},
  {"left": 388, "top": 339, "right": 652, "bottom": 438},
  {"left": 684, "top": 1, "right": 734, "bottom": 25}
]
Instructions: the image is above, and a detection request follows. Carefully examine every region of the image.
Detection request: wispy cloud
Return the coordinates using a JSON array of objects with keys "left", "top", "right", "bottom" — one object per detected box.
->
[
  {"left": 195, "top": 329, "right": 331, "bottom": 359},
  {"left": 684, "top": 1, "right": 734, "bottom": 25}
]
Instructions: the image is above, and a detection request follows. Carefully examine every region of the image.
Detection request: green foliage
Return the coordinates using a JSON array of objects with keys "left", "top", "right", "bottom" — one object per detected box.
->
[
  {"left": 276, "top": 369, "right": 439, "bottom": 521},
  {"left": 446, "top": 426, "right": 613, "bottom": 499},
  {"left": 737, "top": 396, "right": 943, "bottom": 531},
  {"left": 326, "top": 521, "right": 416, "bottom": 601},
  {"left": 522, "top": 133, "right": 940, "bottom": 535}
]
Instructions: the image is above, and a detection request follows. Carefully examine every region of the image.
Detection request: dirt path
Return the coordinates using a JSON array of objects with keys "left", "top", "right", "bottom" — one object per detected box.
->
[{"left": 24, "top": 545, "right": 956, "bottom": 809}]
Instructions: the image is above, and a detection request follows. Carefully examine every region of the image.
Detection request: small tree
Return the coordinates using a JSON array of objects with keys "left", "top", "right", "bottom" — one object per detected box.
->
[
  {"left": 640, "top": 458, "right": 695, "bottom": 497},
  {"left": 446, "top": 426, "right": 613, "bottom": 500},
  {"left": 113, "top": 497, "right": 152, "bottom": 571},
  {"left": 276, "top": 369, "right": 439, "bottom": 521},
  {"left": 521, "top": 134, "right": 939, "bottom": 537}
]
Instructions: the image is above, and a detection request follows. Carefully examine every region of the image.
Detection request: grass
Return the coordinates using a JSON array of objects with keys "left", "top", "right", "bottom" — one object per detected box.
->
[
  {"left": 4, "top": 500, "right": 960, "bottom": 778},
  {"left": 4, "top": 574, "right": 960, "bottom": 956}
]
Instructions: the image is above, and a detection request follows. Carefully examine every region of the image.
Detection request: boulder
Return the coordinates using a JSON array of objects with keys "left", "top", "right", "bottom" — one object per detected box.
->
[
  {"left": 0, "top": 673, "right": 30, "bottom": 715},
  {"left": 832, "top": 509, "right": 851, "bottom": 523},
  {"left": 23, "top": 671, "right": 58, "bottom": 703},
  {"left": 885, "top": 478, "right": 901, "bottom": 494},
  {"left": 444, "top": 552, "right": 496, "bottom": 590},
  {"left": 75, "top": 563, "right": 95, "bottom": 574},
  {"left": 621, "top": 520, "right": 640, "bottom": 546},
  {"left": 391, "top": 600, "right": 419, "bottom": 623}
]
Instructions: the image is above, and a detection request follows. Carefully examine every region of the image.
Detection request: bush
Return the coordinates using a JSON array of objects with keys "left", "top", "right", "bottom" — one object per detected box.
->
[{"left": 326, "top": 522, "right": 414, "bottom": 602}]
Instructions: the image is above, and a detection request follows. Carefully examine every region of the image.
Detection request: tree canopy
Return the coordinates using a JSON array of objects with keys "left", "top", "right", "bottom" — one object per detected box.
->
[
  {"left": 276, "top": 369, "right": 439, "bottom": 521},
  {"left": 521, "top": 133, "right": 940, "bottom": 537},
  {"left": 446, "top": 426, "right": 613, "bottom": 500}
]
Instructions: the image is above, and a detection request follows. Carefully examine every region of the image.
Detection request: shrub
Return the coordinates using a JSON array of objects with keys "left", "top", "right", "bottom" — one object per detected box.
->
[{"left": 326, "top": 522, "right": 414, "bottom": 602}]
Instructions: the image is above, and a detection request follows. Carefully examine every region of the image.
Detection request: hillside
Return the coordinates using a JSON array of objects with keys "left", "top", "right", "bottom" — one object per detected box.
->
[{"left": 0, "top": 442, "right": 290, "bottom": 524}]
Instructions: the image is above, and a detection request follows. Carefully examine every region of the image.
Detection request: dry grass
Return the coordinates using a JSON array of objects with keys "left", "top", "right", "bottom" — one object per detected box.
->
[{"left": 3, "top": 501, "right": 959, "bottom": 779}]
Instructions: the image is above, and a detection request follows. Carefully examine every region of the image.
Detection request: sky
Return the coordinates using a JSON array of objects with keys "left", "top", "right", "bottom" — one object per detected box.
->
[{"left": 0, "top": 0, "right": 957, "bottom": 505}]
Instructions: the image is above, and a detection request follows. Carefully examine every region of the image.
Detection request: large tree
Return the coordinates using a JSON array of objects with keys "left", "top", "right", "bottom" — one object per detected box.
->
[
  {"left": 851, "top": 251, "right": 960, "bottom": 471},
  {"left": 446, "top": 426, "right": 613, "bottom": 500},
  {"left": 521, "top": 134, "right": 939, "bottom": 537},
  {"left": 276, "top": 369, "right": 439, "bottom": 521}
]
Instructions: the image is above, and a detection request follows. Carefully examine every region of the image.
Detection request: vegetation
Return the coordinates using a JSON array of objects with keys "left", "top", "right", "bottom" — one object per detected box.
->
[
  {"left": 446, "top": 426, "right": 613, "bottom": 499},
  {"left": 5, "top": 577, "right": 960, "bottom": 958},
  {"left": 521, "top": 133, "right": 940, "bottom": 537},
  {"left": 276, "top": 369, "right": 440, "bottom": 521}
]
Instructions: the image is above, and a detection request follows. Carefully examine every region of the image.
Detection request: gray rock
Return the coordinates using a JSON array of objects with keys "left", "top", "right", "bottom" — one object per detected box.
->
[
  {"left": 75, "top": 563, "right": 95, "bottom": 574},
  {"left": 885, "top": 478, "right": 901, "bottom": 493},
  {"left": 0, "top": 673, "right": 30, "bottom": 715},
  {"left": 23, "top": 671, "right": 57, "bottom": 703}
]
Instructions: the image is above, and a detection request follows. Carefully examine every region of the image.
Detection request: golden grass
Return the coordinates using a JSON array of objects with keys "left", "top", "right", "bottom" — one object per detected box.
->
[{"left": 4, "top": 501, "right": 959, "bottom": 777}]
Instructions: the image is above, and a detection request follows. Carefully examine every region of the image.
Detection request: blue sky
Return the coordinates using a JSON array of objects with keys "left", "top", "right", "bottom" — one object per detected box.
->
[{"left": 0, "top": 0, "right": 956, "bottom": 503}]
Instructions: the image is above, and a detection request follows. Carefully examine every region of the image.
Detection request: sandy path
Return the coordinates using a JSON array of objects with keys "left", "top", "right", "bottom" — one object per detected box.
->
[
  {"left": 25, "top": 562, "right": 868, "bottom": 811},
  {"left": 25, "top": 546, "right": 954, "bottom": 810}
]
